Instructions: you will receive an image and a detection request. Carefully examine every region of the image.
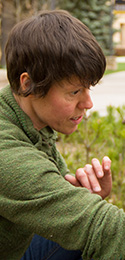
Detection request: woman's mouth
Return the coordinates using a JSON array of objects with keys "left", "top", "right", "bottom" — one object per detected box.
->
[{"left": 70, "top": 115, "right": 83, "bottom": 124}]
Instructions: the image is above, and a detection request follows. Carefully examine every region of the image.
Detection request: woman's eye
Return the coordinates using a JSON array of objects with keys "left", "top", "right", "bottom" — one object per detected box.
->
[{"left": 71, "top": 90, "right": 80, "bottom": 95}]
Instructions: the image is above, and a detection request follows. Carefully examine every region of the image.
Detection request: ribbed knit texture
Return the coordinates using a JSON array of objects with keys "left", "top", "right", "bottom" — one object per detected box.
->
[{"left": 0, "top": 86, "right": 125, "bottom": 260}]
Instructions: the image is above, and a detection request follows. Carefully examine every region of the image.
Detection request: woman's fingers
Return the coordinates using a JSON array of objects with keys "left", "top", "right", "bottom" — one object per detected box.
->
[
  {"left": 91, "top": 157, "right": 111, "bottom": 178},
  {"left": 91, "top": 158, "right": 103, "bottom": 178},
  {"left": 83, "top": 164, "right": 101, "bottom": 192},
  {"left": 64, "top": 174, "right": 81, "bottom": 187},
  {"left": 66, "top": 166, "right": 102, "bottom": 193},
  {"left": 65, "top": 156, "right": 112, "bottom": 199},
  {"left": 102, "top": 156, "right": 111, "bottom": 172},
  {"left": 75, "top": 168, "right": 92, "bottom": 192}
]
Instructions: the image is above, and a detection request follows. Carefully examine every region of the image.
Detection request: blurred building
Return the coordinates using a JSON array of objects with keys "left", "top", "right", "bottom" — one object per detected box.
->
[{"left": 113, "top": 0, "right": 125, "bottom": 55}]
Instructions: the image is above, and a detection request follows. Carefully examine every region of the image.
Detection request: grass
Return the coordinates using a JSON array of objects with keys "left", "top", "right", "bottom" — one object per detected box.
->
[{"left": 105, "top": 62, "right": 125, "bottom": 75}]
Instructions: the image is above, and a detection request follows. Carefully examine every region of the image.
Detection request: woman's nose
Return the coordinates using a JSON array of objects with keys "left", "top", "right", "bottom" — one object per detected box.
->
[{"left": 78, "top": 90, "right": 93, "bottom": 110}]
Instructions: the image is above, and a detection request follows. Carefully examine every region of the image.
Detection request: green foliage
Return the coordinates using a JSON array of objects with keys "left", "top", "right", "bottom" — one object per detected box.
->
[
  {"left": 58, "top": 0, "right": 114, "bottom": 55},
  {"left": 105, "top": 62, "right": 125, "bottom": 75},
  {"left": 57, "top": 105, "right": 125, "bottom": 209}
]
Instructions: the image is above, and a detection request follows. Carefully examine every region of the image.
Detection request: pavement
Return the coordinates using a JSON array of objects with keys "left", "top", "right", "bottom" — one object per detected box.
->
[
  {"left": 0, "top": 69, "right": 8, "bottom": 89},
  {"left": 90, "top": 71, "right": 125, "bottom": 116},
  {"left": 0, "top": 68, "right": 125, "bottom": 116}
]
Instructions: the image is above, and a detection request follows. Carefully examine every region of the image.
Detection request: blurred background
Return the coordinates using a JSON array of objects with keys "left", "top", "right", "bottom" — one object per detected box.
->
[{"left": 0, "top": 0, "right": 125, "bottom": 67}]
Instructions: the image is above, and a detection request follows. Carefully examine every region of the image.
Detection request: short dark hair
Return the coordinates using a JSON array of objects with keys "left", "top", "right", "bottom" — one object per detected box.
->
[{"left": 5, "top": 9, "right": 106, "bottom": 97}]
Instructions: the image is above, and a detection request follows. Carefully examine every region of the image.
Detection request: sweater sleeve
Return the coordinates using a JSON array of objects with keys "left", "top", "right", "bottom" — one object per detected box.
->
[{"left": 0, "top": 132, "right": 125, "bottom": 259}]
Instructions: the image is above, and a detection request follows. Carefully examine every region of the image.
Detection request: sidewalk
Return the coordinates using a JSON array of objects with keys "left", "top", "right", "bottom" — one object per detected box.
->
[
  {"left": 0, "top": 69, "right": 8, "bottom": 89},
  {"left": 90, "top": 71, "right": 125, "bottom": 116}
]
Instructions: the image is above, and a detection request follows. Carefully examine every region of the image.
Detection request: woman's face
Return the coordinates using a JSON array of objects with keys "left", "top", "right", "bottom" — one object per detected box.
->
[{"left": 29, "top": 78, "right": 93, "bottom": 134}]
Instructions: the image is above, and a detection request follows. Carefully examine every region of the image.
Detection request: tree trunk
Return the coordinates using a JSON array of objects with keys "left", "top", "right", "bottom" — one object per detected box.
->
[
  {"left": 50, "top": 0, "right": 56, "bottom": 10},
  {"left": 0, "top": 0, "right": 16, "bottom": 67}
]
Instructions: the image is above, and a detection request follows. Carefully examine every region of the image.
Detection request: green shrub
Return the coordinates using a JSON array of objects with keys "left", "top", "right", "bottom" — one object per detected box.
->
[{"left": 57, "top": 105, "right": 125, "bottom": 209}]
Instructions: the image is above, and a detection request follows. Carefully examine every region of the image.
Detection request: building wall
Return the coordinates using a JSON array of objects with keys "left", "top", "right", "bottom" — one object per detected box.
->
[
  {"left": 113, "top": 2, "right": 125, "bottom": 55},
  {"left": 113, "top": 12, "right": 125, "bottom": 46}
]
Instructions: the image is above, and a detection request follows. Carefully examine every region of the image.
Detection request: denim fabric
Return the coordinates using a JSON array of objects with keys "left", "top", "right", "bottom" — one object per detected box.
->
[{"left": 20, "top": 234, "right": 83, "bottom": 260}]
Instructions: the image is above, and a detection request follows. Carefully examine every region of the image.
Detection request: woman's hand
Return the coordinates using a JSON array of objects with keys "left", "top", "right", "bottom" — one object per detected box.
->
[{"left": 65, "top": 156, "right": 112, "bottom": 199}]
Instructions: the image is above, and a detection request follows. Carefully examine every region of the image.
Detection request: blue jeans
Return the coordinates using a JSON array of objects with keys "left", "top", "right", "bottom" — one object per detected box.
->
[{"left": 21, "top": 234, "right": 83, "bottom": 260}]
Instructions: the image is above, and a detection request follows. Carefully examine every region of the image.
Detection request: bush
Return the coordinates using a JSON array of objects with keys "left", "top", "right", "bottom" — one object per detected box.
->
[{"left": 57, "top": 105, "right": 125, "bottom": 209}]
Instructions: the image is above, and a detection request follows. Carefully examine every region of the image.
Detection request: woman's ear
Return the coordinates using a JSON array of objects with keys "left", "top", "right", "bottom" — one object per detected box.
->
[{"left": 20, "top": 72, "right": 31, "bottom": 91}]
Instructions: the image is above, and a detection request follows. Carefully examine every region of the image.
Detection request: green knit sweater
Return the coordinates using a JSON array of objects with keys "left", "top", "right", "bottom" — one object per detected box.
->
[{"left": 0, "top": 85, "right": 125, "bottom": 260}]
